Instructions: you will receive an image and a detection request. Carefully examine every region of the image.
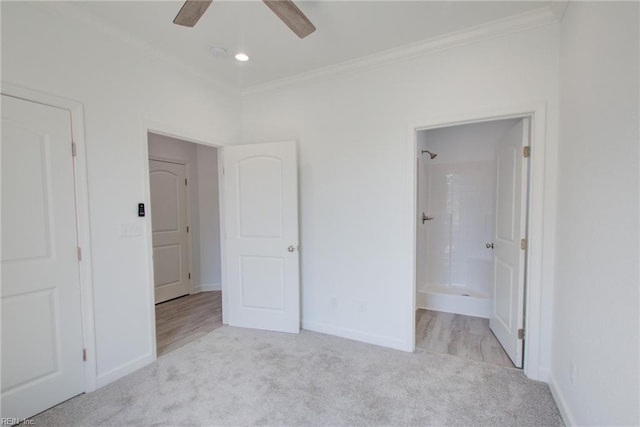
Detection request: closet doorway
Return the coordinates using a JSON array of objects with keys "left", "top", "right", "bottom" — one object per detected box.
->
[{"left": 147, "top": 132, "right": 223, "bottom": 356}]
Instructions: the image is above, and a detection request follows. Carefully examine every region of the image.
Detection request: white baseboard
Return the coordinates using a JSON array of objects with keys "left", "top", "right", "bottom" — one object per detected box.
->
[
  {"left": 96, "top": 352, "right": 155, "bottom": 388},
  {"left": 196, "top": 282, "right": 221, "bottom": 292},
  {"left": 536, "top": 367, "right": 550, "bottom": 383},
  {"left": 416, "top": 290, "right": 429, "bottom": 308},
  {"left": 302, "top": 320, "right": 411, "bottom": 352},
  {"left": 548, "top": 371, "right": 576, "bottom": 426}
]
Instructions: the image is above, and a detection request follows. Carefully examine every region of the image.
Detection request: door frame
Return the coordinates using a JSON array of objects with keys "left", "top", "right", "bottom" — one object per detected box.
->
[
  {"left": 148, "top": 156, "right": 194, "bottom": 298},
  {"left": 408, "top": 102, "right": 551, "bottom": 381},
  {"left": 1, "top": 82, "right": 98, "bottom": 392},
  {"left": 139, "top": 120, "right": 226, "bottom": 360}
]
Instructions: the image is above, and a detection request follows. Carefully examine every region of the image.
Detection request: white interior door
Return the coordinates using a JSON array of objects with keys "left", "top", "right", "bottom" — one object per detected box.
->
[
  {"left": 1, "top": 95, "right": 84, "bottom": 418},
  {"left": 150, "top": 160, "right": 190, "bottom": 304},
  {"left": 490, "top": 118, "right": 530, "bottom": 368},
  {"left": 223, "top": 141, "right": 300, "bottom": 333}
]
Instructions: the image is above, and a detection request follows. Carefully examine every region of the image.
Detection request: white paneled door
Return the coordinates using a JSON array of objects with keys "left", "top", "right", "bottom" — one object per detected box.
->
[
  {"left": 1, "top": 95, "right": 84, "bottom": 418},
  {"left": 490, "top": 118, "right": 530, "bottom": 368},
  {"left": 149, "top": 160, "right": 190, "bottom": 304},
  {"left": 223, "top": 141, "right": 300, "bottom": 333}
]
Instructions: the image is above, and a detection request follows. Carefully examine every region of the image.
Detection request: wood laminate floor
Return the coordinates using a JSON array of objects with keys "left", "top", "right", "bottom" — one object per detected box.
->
[
  {"left": 155, "top": 291, "right": 223, "bottom": 356},
  {"left": 415, "top": 309, "right": 515, "bottom": 368}
]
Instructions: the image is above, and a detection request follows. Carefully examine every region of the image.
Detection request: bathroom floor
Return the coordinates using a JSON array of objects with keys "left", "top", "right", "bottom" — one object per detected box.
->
[{"left": 415, "top": 309, "right": 515, "bottom": 368}]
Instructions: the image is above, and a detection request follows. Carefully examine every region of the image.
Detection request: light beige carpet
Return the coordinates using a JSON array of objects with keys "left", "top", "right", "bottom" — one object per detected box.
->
[{"left": 33, "top": 326, "right": 562, "bottom": 426}]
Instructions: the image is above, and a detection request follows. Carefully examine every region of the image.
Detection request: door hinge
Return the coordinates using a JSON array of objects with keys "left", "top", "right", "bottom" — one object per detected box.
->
[
  {"left": 82, "top": 348, "right": 87, "bottom": 361},
  {"left": 188, "top": 272, "right": 191, "bottom": 279},
  {"left": 518, "top": 328, "right": 525, "bottom": 340},
  {"left": 77, "top": 247, "right": 82, "bottom": 261},
  {"left": 520, "top": 239, "right": 527, "bottom": 250},
  {"left": 72, "top": 142, "right": 77, "bottom": 157},
  {"left": 523, "top": 146, "right": 531, "bottom": 158},
  {"left": 185, "top": 178, "right": 188, "bottom": 186}
]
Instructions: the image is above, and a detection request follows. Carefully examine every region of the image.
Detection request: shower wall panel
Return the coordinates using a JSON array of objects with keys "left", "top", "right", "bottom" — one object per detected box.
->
[{"left": 424, "top": 161, "right": 495, "bottom": 296}]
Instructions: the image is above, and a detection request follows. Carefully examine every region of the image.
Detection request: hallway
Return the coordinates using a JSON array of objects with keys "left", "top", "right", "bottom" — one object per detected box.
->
[{"left": 155, "top": 291, "right": 223, "bottom": 356}]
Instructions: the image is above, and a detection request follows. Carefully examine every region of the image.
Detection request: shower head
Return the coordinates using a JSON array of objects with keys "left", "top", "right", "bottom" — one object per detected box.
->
[{"left": 421, "top": 150, "right": 438, "bottom": 159}]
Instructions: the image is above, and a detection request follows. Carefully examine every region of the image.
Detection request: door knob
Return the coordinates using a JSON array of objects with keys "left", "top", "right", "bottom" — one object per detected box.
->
[
  {"left": 421, "top": 213, "right": 434, "bottom": 224},
  {"left": 486, "top": 242, "right": 494, "bottom": 249},
  {"left": 287, "top": 245, "right": 295, "bottom": 252}
]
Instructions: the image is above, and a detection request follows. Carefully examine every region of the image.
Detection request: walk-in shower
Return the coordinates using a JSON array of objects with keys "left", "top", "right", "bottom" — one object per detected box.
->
[{"left": 415, "top": 119, "right": 520, "bottom": 318}]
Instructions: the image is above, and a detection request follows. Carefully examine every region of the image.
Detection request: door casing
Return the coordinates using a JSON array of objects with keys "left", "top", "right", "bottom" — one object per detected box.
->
[
  {"left": 409, "top": 102, "right": 550, "bottom": 381},
  {"left": 140, "top": 122, "right": 226, "bottom": 360}
]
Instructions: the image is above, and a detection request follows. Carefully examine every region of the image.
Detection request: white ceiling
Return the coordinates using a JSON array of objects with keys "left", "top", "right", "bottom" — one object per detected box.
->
[{"left": 60, "top": 1, "right": 553, "bottom": 90}]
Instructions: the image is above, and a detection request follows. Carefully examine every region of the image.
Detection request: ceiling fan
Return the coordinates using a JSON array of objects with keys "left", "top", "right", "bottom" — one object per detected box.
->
[{"left": 173, "top": 0, "right": 316, "bottom": 39}]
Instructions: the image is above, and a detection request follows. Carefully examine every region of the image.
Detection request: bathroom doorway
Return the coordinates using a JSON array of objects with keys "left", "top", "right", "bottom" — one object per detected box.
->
[{"left": 414, "top": 118, "right": 531, "bottom": 368}]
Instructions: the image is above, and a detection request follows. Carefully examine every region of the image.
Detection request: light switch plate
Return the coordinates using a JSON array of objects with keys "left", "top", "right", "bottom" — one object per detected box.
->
[{"left": 120, "top": 222, "right": 142, "bottom": 237}]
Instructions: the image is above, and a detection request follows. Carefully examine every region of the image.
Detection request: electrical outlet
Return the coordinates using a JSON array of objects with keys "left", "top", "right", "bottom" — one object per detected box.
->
[
  {"left": 570, "top": 362, "right": 577, "bottom": 385},
  {"left": 356, "top": 299, "right": 366, "bottom": 313}
]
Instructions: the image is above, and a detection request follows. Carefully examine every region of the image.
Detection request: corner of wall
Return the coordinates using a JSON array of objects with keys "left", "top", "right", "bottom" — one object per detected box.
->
[
  {"left": 302, "top": 320, "right": 412, "bottom": 352},
  {"left": 550, "top": 1, "right": 569, "bottom": 23},
  {"left": 548, "top": 371, "right": 576, "bottom": 426},
  {"left": 95, "top": 352, "right": 155, "bottom": 389}
]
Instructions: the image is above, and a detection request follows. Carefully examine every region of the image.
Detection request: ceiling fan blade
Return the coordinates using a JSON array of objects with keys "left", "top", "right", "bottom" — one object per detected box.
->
[
  {"left": 173, "top": 0, "right": 213, "bottom": 27},
  {"left": 263, "top": 0, "right": 316, "bottom": 39}
]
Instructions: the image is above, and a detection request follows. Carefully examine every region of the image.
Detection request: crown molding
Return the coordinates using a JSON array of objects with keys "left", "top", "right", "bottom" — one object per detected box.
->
[
  {"left": 40, "top": 2, "right": 239, "bottom": 96},
  {"left": 242, "top": 5, "right": 558, "bottom": 97},
  {"left": 30, "top": 2, "right": 560, "bottom": 98}
]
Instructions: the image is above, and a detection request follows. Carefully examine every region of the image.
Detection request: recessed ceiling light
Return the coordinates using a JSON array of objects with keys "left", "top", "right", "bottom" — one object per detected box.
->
[
  {"left": 235, "top": 53, "right": 250, "bottom": 62},
  {"left": 208, "top": 46, "right": 228, "bottom": 58}
]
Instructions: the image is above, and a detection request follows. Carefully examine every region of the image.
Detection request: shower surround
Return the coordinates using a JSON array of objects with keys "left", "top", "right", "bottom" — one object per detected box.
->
[{"left": 416, "top": 119, "right": 519, "bottom": 318}]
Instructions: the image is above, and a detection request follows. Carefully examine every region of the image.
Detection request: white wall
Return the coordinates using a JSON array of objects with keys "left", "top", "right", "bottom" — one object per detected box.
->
[
  {"left": 1, "top": 2, "right": 239, "bottom": 386},
  {"left": 241, "top": 23, "right": 560, "bottom": 375},
  {"left": 551, "top": 2, "right": 639, "bottom": 425},
  {"left": 196, "top": 144, "right": 222, "bottom": 290},
  {"left": 418, "top": 119, "right": 520, "bottom": 162}
]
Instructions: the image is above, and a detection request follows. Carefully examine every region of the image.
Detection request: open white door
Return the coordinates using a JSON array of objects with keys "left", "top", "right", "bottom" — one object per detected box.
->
[
  {"left": 223, "top": 141, "right": 300, "bottom": 333},
  {"left": 1, "top": 95, "right": 85, "bottom": 418},
  {"left": 490, "top": 118, "right": 529, "bottom": 368}
]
